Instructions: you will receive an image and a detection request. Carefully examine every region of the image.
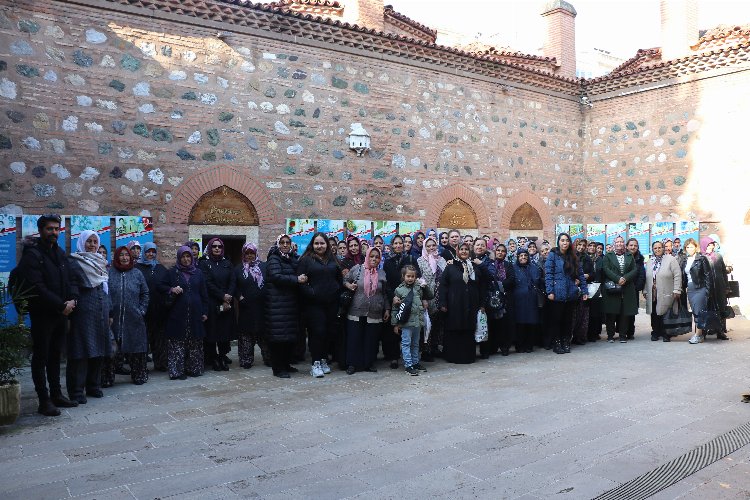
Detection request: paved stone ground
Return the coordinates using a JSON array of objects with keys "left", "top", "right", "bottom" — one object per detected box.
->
[{"left": 3, "top": 314, "right": 750, "bottom": 499}]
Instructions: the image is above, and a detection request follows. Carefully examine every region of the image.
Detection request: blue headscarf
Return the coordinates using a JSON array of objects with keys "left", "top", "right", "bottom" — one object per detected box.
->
[{"left": 138, "top": 242, "right": 159, "bottom": 268}]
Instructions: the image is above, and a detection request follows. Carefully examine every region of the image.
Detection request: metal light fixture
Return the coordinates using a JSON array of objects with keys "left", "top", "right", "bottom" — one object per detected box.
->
[{"left": 348, "top": 123, "right": 371, "bottom": 157}]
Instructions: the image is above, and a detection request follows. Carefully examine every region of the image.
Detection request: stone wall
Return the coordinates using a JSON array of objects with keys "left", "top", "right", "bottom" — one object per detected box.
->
[{"left": 0, "top": 0, "right": 584, "bottom": 253}]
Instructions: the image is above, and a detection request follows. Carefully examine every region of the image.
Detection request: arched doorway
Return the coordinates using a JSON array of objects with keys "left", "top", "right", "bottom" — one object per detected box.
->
[
  {"left": 188, "top": 185, "right": 259, "bottom": 264},
  {"left": 437, "top": 198, "right": 479, "bottom": 236},
  {"left": 509, "top": 202, "right": 544, "bottom": 241}
]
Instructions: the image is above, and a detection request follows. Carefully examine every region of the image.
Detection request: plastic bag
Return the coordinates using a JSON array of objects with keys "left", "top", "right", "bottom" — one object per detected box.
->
[
  {"left": 423, "top": 311, "right": 432, "bottom": 342},
  {"left": 663, "top": 302, "right": 692, "bottom": 336},
  {"left": 474, "top": 310, "right": 489, "bottom": 342}
]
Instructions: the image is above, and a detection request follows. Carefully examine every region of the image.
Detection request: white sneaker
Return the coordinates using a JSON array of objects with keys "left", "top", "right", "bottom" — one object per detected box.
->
[
  {"left": 310, "top": 361, "right": 324, "bottom": 378},
  {"left": 320, "top": 359, "right": 331, "bottom": 375},
  {"left": 688, "top": 334, "right": 704, "bottom": 344}
]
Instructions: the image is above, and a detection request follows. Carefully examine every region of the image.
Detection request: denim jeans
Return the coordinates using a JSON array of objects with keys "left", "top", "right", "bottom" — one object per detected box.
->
[{"left": 400, "top": 327, "right": 420, "bottom": 367}]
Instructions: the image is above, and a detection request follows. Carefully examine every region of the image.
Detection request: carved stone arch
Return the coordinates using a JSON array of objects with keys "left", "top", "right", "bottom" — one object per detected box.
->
[
  {"left": 500, "top": 191, "right": 552, "bottom": 236},
  {"left": 424, "top": 184, "right": 490, "bottom": 229},
  {"left": 168, "top": 166, "right": 279, "bottom": 225}
]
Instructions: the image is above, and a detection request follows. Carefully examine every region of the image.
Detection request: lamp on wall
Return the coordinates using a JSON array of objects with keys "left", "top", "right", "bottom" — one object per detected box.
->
[
  {"left": 578, "top": 89, "right": 593, "bottom": 109},
  {"left": 348, "top": 123, "right": 371, "bottom": 156}
]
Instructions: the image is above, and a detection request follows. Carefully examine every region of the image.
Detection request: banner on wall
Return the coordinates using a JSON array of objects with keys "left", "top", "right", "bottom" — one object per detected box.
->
[
  {"left": 71, "top": 216, "right": 111, "bottom": 255},
  {"left": 586, "top": 224, "right": 606, "bottom": 245},
  {"left": 605, "top": 223, "right": 628, "bottom": 247},
  {"left": 374, "top": 221, "right": 398, "bottom": 244},
  {"left": 628, "top": 223, "right": 651, "bottom": 257},
  {"left": 285, "top": 219, "right": 315, "bottom": 249},
  {"left": 22, "top": 215, "right": 67, "bottom": 251},
  {"left": 651, "top": 222, "right": 675, "bottom": 243},
  {"left": 398, "top": 222, "right": 421, "bottom": 236},
  {"left": 675, "top": 221, "right": 700, "bottom": 245},
  {"left": 317, "top": 220, "right": 345, "bottom": 241},
  {"left": 115, "top": 216, "right": 153, "bottom": 249},
  {"left": 555, "top": 224, "right": 570, "bottom": 237},
  {"left": 568, "top": 224, "right": 585, "bottom": 242},
  {"left": 0, "top": 214, "right": 18, "bottom": 325},
  {"left": 346, "top": 220, "right": 373, "bottom": 241}
]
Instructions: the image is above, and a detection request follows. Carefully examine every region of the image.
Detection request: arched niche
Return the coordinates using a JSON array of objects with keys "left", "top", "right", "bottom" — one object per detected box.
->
[
  {"left": 189, "top": 185, "right": 259, "bottom": 226},
  {"left": 438, "top": 198, "right": 478, "bottom": 229},
  {"left": 509, "top": 203, "right": 543, "bottom": 231}
]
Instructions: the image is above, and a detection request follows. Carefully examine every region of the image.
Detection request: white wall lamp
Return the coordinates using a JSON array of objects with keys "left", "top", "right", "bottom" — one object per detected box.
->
[{"left": 348, "top": 123, "right": 371, "bottom": 156}]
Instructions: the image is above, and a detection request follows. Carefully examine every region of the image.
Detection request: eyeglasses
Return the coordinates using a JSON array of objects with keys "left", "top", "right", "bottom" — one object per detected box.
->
[{"left": 212, "top": 244, "right": 223, "bottom": 248}]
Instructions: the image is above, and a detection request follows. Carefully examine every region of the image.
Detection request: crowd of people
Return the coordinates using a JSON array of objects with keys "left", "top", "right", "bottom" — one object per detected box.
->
[{"left": 16, "top": 214, "right": 735, "bottom": 417}]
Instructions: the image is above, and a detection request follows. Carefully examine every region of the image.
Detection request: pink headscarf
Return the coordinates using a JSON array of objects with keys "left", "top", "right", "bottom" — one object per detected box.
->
[
  {"left": 700, "top": 236, "right": 717, "bottom": 262},
  {"left": 421, "top": 236, "right": 440, "bottom": 274},
  {"left": 363, "top": 247, "right": 380, "bottom": 298},
  {"left": 242, "top": 242, "right": 263, "bottom": 287}
]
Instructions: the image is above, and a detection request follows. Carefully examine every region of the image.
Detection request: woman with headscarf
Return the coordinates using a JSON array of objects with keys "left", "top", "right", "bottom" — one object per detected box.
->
[
  {"left": 67, "top": 230, "right": 111, "bottom": 403},
  {"left": 343, "top": 247, "right": 389, "bottom": 374},
  {"left": 135, "top": 242, "right": 169, "bottom": 372},
  {"left": 97, "top": 245, "right": 109, "bottom": 265},
  {"left": 545, "top": 233, "right": 588, "bottom": 353},
  {"left": 438, "top": 242, "right": 487, "bottom": 364},
  {"left": 162, "top": 246, "right": 208, "bottom": 379},
  {"left": 438, "top": 232, "right": 450, "bottom": 255},
  {"left": 234, "top": 242, "right": 269, "bottom": 369},
  {"left": 472, "top": 238, "right": 501, "bottom": 358},
  {"left": 644, "top": 240, "right": 682, "bottom": 342},
  {"left": 571, "top": 238, "right": 594, "bottom": 345},
  {"left": 701, "top": 236, "right": 730, "bottom": 338},
  {"left": 410, "top": 231, "right": 425, "bottom": 259},
  {"left": 602, "top": 236, "right": 636, "bottom": 344},
  {"left": 266, "top": 234, "right": 306, "bottom": 378},
  {"left": 506, "top": 239, "right": 518, "bottom": 264},
  {"left": 586, "top": 240, "right": 605, "bottom": 341},
  {"left": 417, "top": 236, "right": 447, "bottom": 361},
  {"left": 492, "top": 243, "right": 516, "bottom": 354},
  {"left": 682, "top": 238, "right": 715, "bottom": 344},
  {"left": 297, "top": 232, "right": 343, "bottom": 378},
  {"left": 199, "top": 237, "right": 236, "bottom": 371},
  {"left": 126, "top": 240, "right": 142, "bottom": 261},
  {"left": 512, "top": 248, "right": 543, "bottom": 353},
  {"left": 373, "top": 235, "right": 386, "bottom": 269},
  {"left": 383, "top": 234, "right": 421, "bottom": 368},
  {"left": 107, "top": 246, "right": 150, "bottom": 385},
  {"left": 340, "top": 236, "right": 363, "bottom": 275}
]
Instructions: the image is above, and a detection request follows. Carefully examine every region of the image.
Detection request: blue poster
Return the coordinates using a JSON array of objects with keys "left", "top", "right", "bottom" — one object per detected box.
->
[
  {"left": 398, "top": 222, "right": 421, "bottom": 237},
  {"left": 651, "top": 222, "right": 675, "bottom": 243},
  {"left": 628, "top": 223, "right": 651, "bottom": 258},
  {"left": 22, "top": 215, "right": 67, "bottom": 251},
  {"left": 675, "top": 221, "right": 699, "bottom": 245},
  {"left": 346, "top": 220, "right": 373, "bottom": 241},
  {"left": 555, "top": 224, "right": 570, "bottom": 237},
  {"left": 71, "top": 216, "right": 111, "bottom": 255},
  {"left": 0, "top": 214, "right": 18, "bottom": 325},
  {"left": 569, "top": 224, "right": 585, "bottom": 242},
  {"left": 286, "top": 219, "right": 315, "bottom": 249},
  {"left": 605, "top": 223, "right": 627, "bottom": 247},
  {"left": 115, "top": 216, "right": 154, "bottom": 249},
  {"left": 317, "top": 219, "right": 345, "bottom": 241},
  {"left": 374, "top": 221, "right": 398, "bottom": 245},
  {"left": 586, "top": 224, "right": 606, "bottom": 245}
]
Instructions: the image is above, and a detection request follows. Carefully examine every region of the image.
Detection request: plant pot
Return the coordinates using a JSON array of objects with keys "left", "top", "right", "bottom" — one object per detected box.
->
[{"left": 0, "top": 382, "right": 21, "bottom": 425}]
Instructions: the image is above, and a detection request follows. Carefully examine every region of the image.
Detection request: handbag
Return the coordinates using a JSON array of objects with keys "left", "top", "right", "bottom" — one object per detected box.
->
[
  {"left": 727, "top": 275, "right": 740, "bottom": 298},
  {"left": 394, "top": 288, "right": 414, "bottom": 325},
  {"left": 663, "top": 302, "right": 692, "bottom": 336},
  {"left": 725, "top": 305, "right": 736, "bottom": 319},
  {"left": 703, "top": 308, "right": 724, "bottom": 332},
  {"left": 474, "top": 310, "right": 489, "bottom": 342},
  {"left": 486, "top": 279, "right": 506, "bottom": 319},
  {"left": 604, "top": 281, "right": 622, "bottom": 294},
  {"left": 423, "top": 311, "right": 432, "bottom": 342},
  {"left": 587, "top": 282, "right": 601, "bottom": 299},
  {"left": 338, "top": 266, "right": 362, "bottom": 316}
]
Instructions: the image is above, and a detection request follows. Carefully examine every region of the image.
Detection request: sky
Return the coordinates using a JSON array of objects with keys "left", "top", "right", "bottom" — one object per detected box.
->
[{"left": 387, "top": 0, "right": 750, "bottom": 59}]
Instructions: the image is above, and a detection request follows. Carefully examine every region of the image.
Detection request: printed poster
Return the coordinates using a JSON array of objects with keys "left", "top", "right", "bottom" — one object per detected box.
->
[
  {"left": 555, "top": 224, "right": 570, "bottom": 237},
  {"left": 71, "top": 216, "right": 111, "bottom": 255},
  {"left": 115, "top": 216, "right": 153, "bottom": 249},
  {"left": 0, "top": 214, "right": 17, "bottom": 273},
  {"left": 316, "top": 219, "right": 345, "bottom": 241},
  {"left": 374, "top": 221, "right": 398, "bottom": 245},
  {"left": 22, "top": 215, "right": 67, "bottom": 251},
  {"left": 568, "top": 224, "right": 585, "bottom": 242},
  {"left": 586, "top": 224, "right": 606, "bottom": 245},
  {"left": 628, "top": 223, "right": 651, "bottom": 258},
  {"left": 651, "top": 221, "right": 675, "bottom": 243},
  {"left": 605, "top": 222, "right": 628, "bottom": 247},
  {"left": 286, "top": 219, "right": 315, "bottom": 249},
  {"left": 398, "top": 221, "right": 421, "bottom": 236},
  {"left": 675, "top": 221, "right": 699, "bottom": 245},
  {"left": 346, "top": 220, "right": 372, "bottom": 241}
]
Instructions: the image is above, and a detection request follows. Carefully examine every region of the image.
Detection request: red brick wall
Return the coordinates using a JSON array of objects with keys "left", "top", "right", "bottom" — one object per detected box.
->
[{"left": 542, "top": 8, "right": 577, "bottom": 79}]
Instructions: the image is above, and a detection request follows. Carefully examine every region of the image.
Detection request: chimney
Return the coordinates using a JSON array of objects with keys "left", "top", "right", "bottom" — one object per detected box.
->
[
  {"left": 341, "top": 0, "right": 385, "bottom": 32},
  {"left": 660, "top": 0, "right": 699, "bottom": 61},
  {"left": 541, "top": 0, "right": 577, "bottom": 78}
]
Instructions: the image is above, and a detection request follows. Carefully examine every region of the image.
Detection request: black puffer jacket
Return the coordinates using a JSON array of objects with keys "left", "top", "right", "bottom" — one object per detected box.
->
[
  {"left": 17, "top": 237, "right": 77, "bottom": 316},
  {"left": 296, "top": 255, "right": 342, "bottom": 304},
  {"left": 633, "top": 251, "right": 646, "bottom": 292},
  {"left": 265, "top": 246, "right": 300, "bottom": 343}
]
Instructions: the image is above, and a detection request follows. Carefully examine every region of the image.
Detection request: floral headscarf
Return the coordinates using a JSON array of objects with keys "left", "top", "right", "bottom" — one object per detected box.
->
[{"left": 242, "top": 242, "right": 263, "bottom": 287}]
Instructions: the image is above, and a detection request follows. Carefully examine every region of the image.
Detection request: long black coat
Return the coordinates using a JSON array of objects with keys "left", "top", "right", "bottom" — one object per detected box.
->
[
  {"left": 438, "top": 260, "right": 487, "bottom": 332},
  {"left": 135, "top": 262, "right": 169, "bottom": 321},
  {"left": 234, "top": 262, "right": 267, "bottom": 335},
  {"left": 265, "top": 247, "right": 300, "bottom": 343},
  {"left": 383, "top": 253, "right": 421, "bottom": 301},
  {"left": 297, "top": 255, "right": 342, "bottom": 305},
  {"left": 199, "top": 257, "right": 237, "bottom": 343},
  {"left": 162, "top": 267, "right": 209, "bottom": 340},
  {"left": 17, "top": 237, "right": 76, "bottom": 317}
]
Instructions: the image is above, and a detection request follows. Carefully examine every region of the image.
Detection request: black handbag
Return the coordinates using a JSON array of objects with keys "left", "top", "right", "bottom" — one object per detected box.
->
[
  {"left": 725, "top": 305, "right": 736, "bottom": 319},
  {"left": 338, "top": 266, "right": 361, "bottom": 316},
  {"left": 663, "top": 302, "right": 692, "bottom": 336},
  {"left": 727, "top": 275, "right": 740, "bottom": 298},
  {"left": 486, "top": 280, "right": 506, "bottom": 319},
  {"left": 604, "top": 281, "right": 622, "bottom": 294},
  {"left": 394, "top": 288, "right": 415, "bottom": 325}
]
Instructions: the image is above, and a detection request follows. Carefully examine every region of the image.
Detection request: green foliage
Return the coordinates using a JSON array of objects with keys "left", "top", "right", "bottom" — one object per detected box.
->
[{"left": 0, "top": 281, "right": 32, "bottom": 385}]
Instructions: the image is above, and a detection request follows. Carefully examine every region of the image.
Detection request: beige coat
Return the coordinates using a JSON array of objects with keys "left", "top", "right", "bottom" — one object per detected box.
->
[{"left": 644, "top": 254, "right": 682, "bottom": 315}]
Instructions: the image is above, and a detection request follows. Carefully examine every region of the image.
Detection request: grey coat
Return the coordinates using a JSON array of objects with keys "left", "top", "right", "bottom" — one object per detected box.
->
[
  {"left": 68, "top": 258, "right": 111, "bottom": 360},
  {"left": 645, "top": 254, "right": 682, "bottom": 315},
  {"left": 109, "top": 267, "right": 150, "bottom": 354},
  {"left": 343, "top": 264, "right": 388, "bottom": 320}
]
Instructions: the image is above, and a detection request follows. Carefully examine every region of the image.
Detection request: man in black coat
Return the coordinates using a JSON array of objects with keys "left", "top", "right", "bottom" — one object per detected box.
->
[{"left": 17, "top": 214, "right": 79, "bottom": 416}]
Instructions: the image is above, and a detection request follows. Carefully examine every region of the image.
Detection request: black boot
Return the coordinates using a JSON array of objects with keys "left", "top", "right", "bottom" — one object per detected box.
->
[
  {"left": 37, "top": 399, "right": 61, "bottom": 416},
  {"left": 552, "top": 340, "right": 563, "bottom": 354},
  {"left": 51, "top": 391, "right": 78, "bottom": 408},
  {"left": 212, "top": 358, "right": 223, "bottom": 371},
  {"left": 562, "top": 339, "right": 571, "bottom": 353}
]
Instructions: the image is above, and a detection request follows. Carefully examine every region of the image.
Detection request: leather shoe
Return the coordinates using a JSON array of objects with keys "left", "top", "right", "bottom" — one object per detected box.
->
[
  {"left": 346, "top": 366, "right": 356, "bottom": 375},
  {"left": 221, "top": 360, "right": 229, "bottom": 371},
  {"left": 663, "top": 336, "right": 671, "bottom": 342},
  {"left": 37, "top": 400, "right": 61, "bottom": 416},
  {"left": 212, "top": 359, "right": 223, "bottom": 371},
  {"left": 365, "top": 366, "right": 378, "bottom": 372},
  {"left": 274, "top": 371, "right": 290, "bottom": 378},
  {"left": 114, "top": 367, "right": 131, "bottom": 376},
  {"left": 717, "top": 332, "right": 730, "bottom": 340},
  {"left": 87, "top": 389, "right": 104, "bottom": 398},
  {"left": 51, "top": 394, "right": 78, "bottom": 408},
  {"left": 222, "top": 355, "right": 232, "bottom": 365},
  {"left": 286, "top": 365, "right": 299, "bottom": 373},
  {"left": 74, "top": 395, "right": 87, "bottom": 405}
]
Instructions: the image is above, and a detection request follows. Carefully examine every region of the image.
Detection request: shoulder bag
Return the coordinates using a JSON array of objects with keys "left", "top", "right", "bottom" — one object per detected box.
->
[{"left": 338, "top": 265, "right": 361, "bottom": 316}]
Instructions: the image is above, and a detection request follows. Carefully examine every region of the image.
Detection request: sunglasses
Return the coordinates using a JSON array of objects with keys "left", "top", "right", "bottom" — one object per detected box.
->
[{"left": 212, "top": 244, "right": 223, "bottom": 248}]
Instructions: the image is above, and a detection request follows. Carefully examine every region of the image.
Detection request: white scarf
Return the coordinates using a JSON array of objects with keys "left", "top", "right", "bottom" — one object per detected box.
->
[{"left": 71, "top": 230, "right": 109, "bottom": 293}]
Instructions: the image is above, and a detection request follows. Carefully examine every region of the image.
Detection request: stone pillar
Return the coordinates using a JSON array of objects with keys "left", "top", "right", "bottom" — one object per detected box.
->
[
  {"left": 341, "top": 0, "right": 384, "bottom": 32},
  {"left": 660, "top": 0, "right": 699, "bottom": 61},
  {"left": 541, "top": 0, "right": 577, "bottom": 79}
]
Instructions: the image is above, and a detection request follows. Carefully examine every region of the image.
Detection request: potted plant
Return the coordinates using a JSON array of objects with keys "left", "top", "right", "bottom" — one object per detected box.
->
[{"left": 0, "top": 280, "right": 31, "bottom": 426}]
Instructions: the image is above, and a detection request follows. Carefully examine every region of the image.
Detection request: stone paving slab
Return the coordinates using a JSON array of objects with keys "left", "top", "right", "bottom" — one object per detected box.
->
[{"left": 2, "top": 315, "right": 750, "bottom": 499}]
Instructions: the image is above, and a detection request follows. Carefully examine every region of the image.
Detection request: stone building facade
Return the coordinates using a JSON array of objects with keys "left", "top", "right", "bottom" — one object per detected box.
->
[{"left": 1, "top": 0, "right": 749, "bottom": 299}]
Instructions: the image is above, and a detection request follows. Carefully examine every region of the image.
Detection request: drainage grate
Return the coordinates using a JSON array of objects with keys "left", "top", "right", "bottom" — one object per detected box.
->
[{"left": 593, "top": 420, "right": 750, "bottom": 500}]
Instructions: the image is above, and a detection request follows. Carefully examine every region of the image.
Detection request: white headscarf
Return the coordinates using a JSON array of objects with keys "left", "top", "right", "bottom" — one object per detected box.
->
[{"left": 71, "top": 230, "right": 109, "bottom": 292}]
